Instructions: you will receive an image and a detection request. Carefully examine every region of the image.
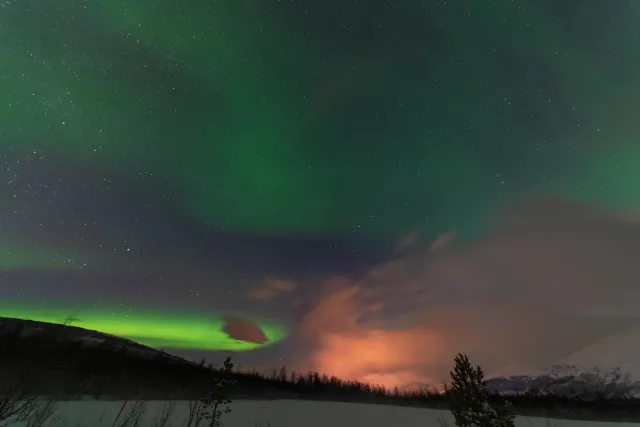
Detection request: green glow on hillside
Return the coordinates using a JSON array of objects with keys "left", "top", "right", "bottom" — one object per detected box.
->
[{"left": 0, "top": 302, "right": 289, "bottom": 351}]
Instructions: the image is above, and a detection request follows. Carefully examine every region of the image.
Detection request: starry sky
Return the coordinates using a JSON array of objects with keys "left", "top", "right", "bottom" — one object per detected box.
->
[{"left": 1, "top": 0, "right": 640, "bottom": 386}]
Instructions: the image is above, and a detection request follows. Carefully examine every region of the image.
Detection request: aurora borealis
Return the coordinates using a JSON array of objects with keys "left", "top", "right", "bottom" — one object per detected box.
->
[
  {"left": 1, "top": 0, "right": 640, "bottom": 385},
  {"left": 0, "top": 302, "right": 289, "bottom": 350}
]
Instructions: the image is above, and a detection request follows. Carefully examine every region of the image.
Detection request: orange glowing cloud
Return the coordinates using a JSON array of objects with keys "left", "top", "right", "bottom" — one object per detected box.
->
[
  {"left": 298, "top": 281, "right": 452, "bottom": 388},
  {"left": 296, "top": 197, "right": 640, "bottom": 388}
]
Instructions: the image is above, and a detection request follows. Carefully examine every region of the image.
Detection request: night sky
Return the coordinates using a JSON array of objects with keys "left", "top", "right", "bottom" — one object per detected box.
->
[{"left": 1, "top": 0, "right": 640, "bottom": 386}]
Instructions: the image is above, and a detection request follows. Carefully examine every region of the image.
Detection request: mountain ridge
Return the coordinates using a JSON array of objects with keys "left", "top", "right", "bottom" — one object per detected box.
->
[{"left": 0, "top": 316, "right": 199, "bottom": 369}]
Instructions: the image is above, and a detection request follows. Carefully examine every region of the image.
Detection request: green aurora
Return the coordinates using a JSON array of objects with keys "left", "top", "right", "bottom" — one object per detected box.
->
[
  {"left": 0, "top": 303, "right": 290, "bottom": 351},
  {"left": 0, "top": 0, "right": 638, "bottom": 258}
]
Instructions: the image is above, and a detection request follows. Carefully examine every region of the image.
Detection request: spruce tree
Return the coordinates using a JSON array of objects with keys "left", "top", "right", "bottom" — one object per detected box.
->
[{"left": 448, "top": 353, "right": 515, "bottom": 427}]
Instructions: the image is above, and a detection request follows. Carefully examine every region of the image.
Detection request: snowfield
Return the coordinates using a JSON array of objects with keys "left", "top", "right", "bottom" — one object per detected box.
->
[{"left": 10, "top": 399, "right": 640, "bottom": 427}]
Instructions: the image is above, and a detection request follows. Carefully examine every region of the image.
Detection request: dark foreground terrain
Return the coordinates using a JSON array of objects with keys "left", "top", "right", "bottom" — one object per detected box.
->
[{"left": 1, "top": 317, "right": 640, "bottom": 423}]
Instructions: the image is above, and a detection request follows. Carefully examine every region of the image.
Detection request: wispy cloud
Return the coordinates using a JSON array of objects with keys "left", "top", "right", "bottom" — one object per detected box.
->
[
  {"left": 245, "top": 278, "right": 297, "bottom": 301},
  {"left": 430, "top": 230, "right": 456, "bottom": 252},
  {"left": 395, "top": 229, "right": 421, "bottom": 253}
]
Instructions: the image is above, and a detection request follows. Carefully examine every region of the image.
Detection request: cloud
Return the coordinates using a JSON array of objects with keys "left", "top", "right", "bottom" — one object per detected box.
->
[
  {"left": 296, "top": 197, "right": 640, "bottom": 388},
  {"left": 245, "top": 278, "right": 297, "bottom": 301},
  {"left": 430, "top": 230, "right": 456, "bottom": 252},
  {"left": 221, "top": 315, "right": 268, "bottom": 344},
  {"left": 395, "top": 229, "right": 421, "bottom": 253}
]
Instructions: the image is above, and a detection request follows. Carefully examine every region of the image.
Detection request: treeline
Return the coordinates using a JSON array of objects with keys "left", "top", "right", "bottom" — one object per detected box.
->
[{"left": 1, "top": 326, "right": 640, "bottom": 422}]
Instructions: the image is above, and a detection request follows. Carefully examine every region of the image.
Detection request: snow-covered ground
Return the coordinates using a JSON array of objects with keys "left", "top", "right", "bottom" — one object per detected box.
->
[{"left": 11, "top": 399, "right": 640, "bottom": 427}]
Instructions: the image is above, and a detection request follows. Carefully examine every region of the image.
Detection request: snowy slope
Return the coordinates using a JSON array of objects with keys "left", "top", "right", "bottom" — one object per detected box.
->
[
  {"left": 0, "top": 316, "right": 198, "bottom": 368},
  {"left": 558, "top": 326, "right": 640, "bottom": 380}
]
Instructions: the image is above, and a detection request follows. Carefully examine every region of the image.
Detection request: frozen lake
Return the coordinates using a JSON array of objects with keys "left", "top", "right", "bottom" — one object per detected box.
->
[{"left": 11, "top": 399, "right": 640, "bottom": 427}]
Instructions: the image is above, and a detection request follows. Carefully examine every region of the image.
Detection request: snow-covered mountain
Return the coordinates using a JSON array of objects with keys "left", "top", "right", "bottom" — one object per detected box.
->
[
  {"left": 558, "top": 326, "right": 640, "bottom": 380},
  {"left": 486, "top": 364, "right": 547, "bottom": 381},
  {"left": 480, "top": 326, "right": 640, "bottom": 397},
  {"left": 400, "top": 360, "right": 640, "bottom": 397}
]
